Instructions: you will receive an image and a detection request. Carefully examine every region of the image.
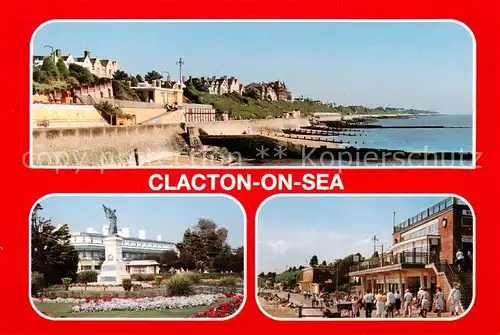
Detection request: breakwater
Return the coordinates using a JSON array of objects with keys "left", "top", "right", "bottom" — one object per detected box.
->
[{"left": 199, "top": 134, "right": 473, "bottom": 162}]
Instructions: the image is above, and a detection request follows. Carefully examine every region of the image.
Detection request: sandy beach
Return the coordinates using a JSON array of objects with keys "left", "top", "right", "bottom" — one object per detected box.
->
[{"left": 258, "top": 297, "right": 298, "bottom": 318}]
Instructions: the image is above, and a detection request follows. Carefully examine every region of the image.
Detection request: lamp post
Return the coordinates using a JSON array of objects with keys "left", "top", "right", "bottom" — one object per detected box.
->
[{"left": 42, "top": 45, "right": 55, "bottom": 63}]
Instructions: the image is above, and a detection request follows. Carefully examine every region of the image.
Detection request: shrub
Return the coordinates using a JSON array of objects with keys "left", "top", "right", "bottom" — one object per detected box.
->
[
  {"left": 154, "top": 276, "right": 163, "bottom": 286},
  {"left": 61, "top": 277, "right": 73, "bottom": 290},
  {"left": 131, "top": 274, "right": 155, "bottom": 282},
  {"left": 186, "top": 272, "right": 201, "bottom": 284},
  {"left": 167, "top": 274, "right": 194, "bottom": 297},
  {"left": 218, "top": 276, "right": 238, "bottom": 287},
  {"left": 31, "top": 271, "right": 45, "bottom": 295},
  {"left": 122, "top": 279, "right": 132, "bottom": 292},
  {"left": 77, "top": 271, "right": 98, "bottom": 284}
]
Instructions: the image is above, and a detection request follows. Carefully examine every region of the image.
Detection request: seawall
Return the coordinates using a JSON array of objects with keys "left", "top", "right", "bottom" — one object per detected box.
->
[
  {"left": 32, "top": 123, "right": 186, "bottom": 166},
  {"left": 191, "top": 118, "right": 311, "bottom": 135}
]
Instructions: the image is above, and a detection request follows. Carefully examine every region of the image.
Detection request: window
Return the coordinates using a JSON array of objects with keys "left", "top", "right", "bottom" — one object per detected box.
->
[{"left": 462, "top": 217, "right": 473, "bottom": 227}]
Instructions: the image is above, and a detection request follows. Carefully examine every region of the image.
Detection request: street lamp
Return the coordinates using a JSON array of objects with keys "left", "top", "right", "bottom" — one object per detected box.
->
[{"left": 42, "top": 45, "right": 54, "bottom": 62}]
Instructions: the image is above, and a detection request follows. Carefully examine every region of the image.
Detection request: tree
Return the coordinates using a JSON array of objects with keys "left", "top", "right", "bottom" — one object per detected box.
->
[
  {"left": 130, "top": 76, "right": 139, "bottom": 87},
  {"left": 180, "top": 218, "right": 232, "bottom": 271},
  {"left": 112, "top": 70, "right": 129, "bottom": 81},
  {"left": 135, "top": 74, "right": 144, "bottom": 82},
  {"left": 292, "top": 266, "right": 297, "bottom": 271},
  {"left": 69, "top": 63, "right": 95, "bottom": 84},
  {"left": 371, "top": 251, "right": 380, "bottom": 259},
  {"left": 56, "top": 59, "right": 69, "bottom": 77},
  {"left": 321, "top": 260, "right": 327, "bottom": 266},
  {"left": 31, "top": 203, "right": 78, "bottom": 287},
  {"left": 229, "top": 246, "right": 244, "bottom": 273},
  {"left": 309, "top": 255, "right": 319, "bottom": 267},
  {"left": 160, "top": 249, "right": 179, "bottom": 269},
  {"left": 144, "top": 70, "right": 163, "bottom": 82},
  {"left": 41, "top": 57, "right": 59, "bottom": 77}
]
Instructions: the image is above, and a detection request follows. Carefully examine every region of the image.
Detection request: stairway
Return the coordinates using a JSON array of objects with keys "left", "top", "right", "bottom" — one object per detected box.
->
[{"left": 445, "top": 263, "right": 473, "bottom": 311}]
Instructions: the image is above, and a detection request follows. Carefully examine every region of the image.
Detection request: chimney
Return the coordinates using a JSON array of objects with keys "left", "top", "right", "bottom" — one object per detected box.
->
[
  {"left": 156, "top": 233, "right": 162, "bottom": 241},
  {"left": 139, "top": 230, "right": 146, "bottom": 240},
  {"left": 103, "top": 225, "right": 109, "bottom": 236},
  {"left": 84, "top": 50, "right": 91, "bottom": 58},
  {"left": 201, "top": 77, "right": 205, "bottom": 81},
  {"left": 182, "top": 75, "right": 187, "bottom": 83},
  {"left": 56, "top": 49, "right": 62, "bottom": 58}
]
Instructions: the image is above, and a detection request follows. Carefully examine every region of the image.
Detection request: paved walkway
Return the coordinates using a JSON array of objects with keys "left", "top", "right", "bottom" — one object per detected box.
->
[{"left": 266, "top": 290, "right": 459, "bottom": 319}]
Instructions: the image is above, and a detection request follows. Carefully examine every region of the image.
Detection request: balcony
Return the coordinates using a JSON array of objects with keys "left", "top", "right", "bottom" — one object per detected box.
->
[
  {"left": 393, "top": 197, "right": 455, "bottom": 233},
  {"left": 349, "top": 251, "right": 437, "bottom": 274}
]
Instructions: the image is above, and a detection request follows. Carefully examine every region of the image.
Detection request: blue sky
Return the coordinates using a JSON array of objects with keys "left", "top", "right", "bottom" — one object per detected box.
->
[
  {"left": 33, "top": 21, "right": 473, "bottom": 114},
  {"left": 257, "top": 195, "right": 449, "bottom": 273},
  {"left": 37, "top": 195, "right": 244, "bottom": 247}
]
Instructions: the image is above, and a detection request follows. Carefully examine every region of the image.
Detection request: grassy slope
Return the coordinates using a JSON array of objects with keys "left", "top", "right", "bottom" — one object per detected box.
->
[
  {"left": 34, "top": 297, "right": 231, "bottom": 318},
  {"left": 190, "top": 90, "right": 435, "bottom": 120}
]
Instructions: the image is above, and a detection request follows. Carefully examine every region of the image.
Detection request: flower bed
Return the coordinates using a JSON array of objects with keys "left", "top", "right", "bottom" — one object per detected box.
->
[
  {"left": 188, "top": 294, "right": 243, "bottom": 318},
  {"left": 34, "top": 294, "right": 226, "bottom": 313}
]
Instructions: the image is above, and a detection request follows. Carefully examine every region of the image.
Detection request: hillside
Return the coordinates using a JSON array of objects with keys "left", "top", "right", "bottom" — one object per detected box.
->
[{"left": 184, "top": 83, "right": 436, "bottom": 119}]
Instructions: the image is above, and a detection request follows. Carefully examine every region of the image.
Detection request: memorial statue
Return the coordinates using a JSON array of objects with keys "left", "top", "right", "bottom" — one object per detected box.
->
[{"left": 102, "top": 204, "right": 118, "bottom": 236}]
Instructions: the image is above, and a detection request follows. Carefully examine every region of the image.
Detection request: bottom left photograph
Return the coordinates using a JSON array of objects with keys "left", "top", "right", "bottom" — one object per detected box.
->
[{"left": 30, "top": 194, "right": 245, "bottom": 320}]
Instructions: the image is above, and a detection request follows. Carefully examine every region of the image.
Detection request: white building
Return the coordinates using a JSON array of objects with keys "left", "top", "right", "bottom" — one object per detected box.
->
[{"left": 70, "top": 227, "right": 176, "bottom": 272}]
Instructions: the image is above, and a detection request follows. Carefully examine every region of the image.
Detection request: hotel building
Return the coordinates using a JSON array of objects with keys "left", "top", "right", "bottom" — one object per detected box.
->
[
  {"left": 70, "top": 225, "right": 177, "bottom": 274},
  {"left": 348, "top": 197, "right": 473, "bottom": 312}
]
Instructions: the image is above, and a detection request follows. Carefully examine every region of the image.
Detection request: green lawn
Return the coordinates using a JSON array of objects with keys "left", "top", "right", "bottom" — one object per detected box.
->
[{"left": 34, "top": 298, "right": 230, "bottom": 318}]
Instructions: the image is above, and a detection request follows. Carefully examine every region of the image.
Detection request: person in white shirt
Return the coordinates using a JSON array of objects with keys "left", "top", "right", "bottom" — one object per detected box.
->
[
  {"left": 394, "top": 290, "right": 402, "bottom": 315},
  {"left": 417, "top": 287, "right": 424, "bottom": 316},
  {"left": 456, "top": 249, "right": 465, "bottom": 272},
  {"left": 363, "top": 290, "right": 374, "bottom": 318},
  {"left": 403, "top": 289, "right": 413, "bottom": 317},
  {"left": 448, "top": 284, "right": 462, "bottom": 316},
  {"left": 385, "top": 290, "right": 396, "bottom": 318}
]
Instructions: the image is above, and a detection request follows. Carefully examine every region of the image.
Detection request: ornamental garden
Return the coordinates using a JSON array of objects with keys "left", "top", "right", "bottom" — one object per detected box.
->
[{"left": 31, "top": 202, "right": 244, "bottom": 319}]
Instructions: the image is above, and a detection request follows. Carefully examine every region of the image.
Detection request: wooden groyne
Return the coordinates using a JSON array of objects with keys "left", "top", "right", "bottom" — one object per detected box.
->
[
  {"left": 198, "top": 134, "right": 473, "bottom": 162},
  {"left": 283, "top": 128, "right": 365, "bottom": 137}
]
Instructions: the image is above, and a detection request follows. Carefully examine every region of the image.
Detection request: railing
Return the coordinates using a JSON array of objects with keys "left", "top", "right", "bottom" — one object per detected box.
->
[
  {"left": 394, "top": 197, "right": 455, "bottom": 233},
  {"left": 349, "top": 251, "right": 432, "bottom": 273}
]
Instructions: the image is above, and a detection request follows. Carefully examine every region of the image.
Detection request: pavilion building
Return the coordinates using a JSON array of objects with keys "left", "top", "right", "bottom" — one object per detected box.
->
[{"left": 348, "top": 197, "right": 473, "bottom": 312}]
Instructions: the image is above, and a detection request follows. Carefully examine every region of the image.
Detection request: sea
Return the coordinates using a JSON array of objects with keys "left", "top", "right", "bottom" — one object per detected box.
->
[{"left": 240, "top": 114, "right": 474, "bottom": 167}]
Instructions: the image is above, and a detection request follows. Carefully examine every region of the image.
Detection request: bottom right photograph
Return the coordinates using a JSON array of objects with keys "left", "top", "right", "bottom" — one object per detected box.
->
[{"left": 256, "top": 195, "right": 474, "bottom": 320}]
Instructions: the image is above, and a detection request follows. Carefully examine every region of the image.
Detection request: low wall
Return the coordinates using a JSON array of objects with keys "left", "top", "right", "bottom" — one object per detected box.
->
[
  {"left": 32, "top": 103, "right": 108, "bottom": 128},
  {"left": 32, "top": 123, "right": 186, "bottom": 166},
  {"left": 191, "top": 118, "right": 310, "bottom": 135}
]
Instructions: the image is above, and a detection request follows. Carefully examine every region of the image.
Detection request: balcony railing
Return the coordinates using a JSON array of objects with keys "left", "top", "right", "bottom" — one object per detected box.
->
[
  {"left": 394, "top": 197, "right": 455, "bottom": 233},
  {"left": 349, "top": 251, "right": 437, "bottom": 273}
]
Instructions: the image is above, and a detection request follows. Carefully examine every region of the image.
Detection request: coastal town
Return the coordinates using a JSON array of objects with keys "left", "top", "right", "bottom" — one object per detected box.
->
[
  {"left": 31, "top": 47, "right": 471, "bottom": 167},
  {"left": 257, "top": 197, "right": 474, "bottom": 319}
]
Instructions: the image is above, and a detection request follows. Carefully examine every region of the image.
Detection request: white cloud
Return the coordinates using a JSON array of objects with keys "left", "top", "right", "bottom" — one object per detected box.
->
[{"left": 257, "top": 223, "right": 375, "bottom": 273}]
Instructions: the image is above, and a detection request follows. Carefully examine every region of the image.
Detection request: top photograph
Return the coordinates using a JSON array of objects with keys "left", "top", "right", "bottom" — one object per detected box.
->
[{"left": 30, "top": 20, "right": 475, "bottom": 168}]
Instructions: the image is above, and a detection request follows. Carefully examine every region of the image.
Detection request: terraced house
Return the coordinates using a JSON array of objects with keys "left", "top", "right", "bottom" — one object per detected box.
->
[
  {"left": 33, "top": 49, "right": 119, "bottom": 78},
  {"left": 349, "top": 197, "right": 473, "bottom": 313}
]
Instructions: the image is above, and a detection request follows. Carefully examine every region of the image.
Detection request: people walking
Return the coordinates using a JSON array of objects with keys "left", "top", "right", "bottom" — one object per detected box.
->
[
  {"left": 417, "top": 287, "right": 424, "bottom": 316},
  {"left": 363, "top": 289, "right": 374, "bottom": 318},
  {"left": 403, "top": 289, "right": 413, "bottom": 317},
  {"left": 375, "top": 289, "right": 386, "bottom": 318},
  {"left": 394, "top": 290, "right": 402, "bottom": 316},
  {"left": 435, "top": 287, "right": 444, "bottom": 317},
  {"left": 420, "top": 288, "right": 431, "bottom": 318},
  {"left": 385, "top": 290, "right": 395, "bottom": 318},
  {"left": 448, "top": 284, "right": 462, "bottom": 316}
]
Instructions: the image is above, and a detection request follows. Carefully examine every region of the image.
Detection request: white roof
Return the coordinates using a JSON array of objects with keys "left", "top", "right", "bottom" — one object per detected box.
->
[{"left": 126, "top": 260, "right": 160, "bottom": 266}]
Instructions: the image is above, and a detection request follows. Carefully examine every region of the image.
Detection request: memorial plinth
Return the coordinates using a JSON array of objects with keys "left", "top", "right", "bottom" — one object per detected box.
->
[{"left": 97, "top": 235, "right": 130, "bottom": 285}]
